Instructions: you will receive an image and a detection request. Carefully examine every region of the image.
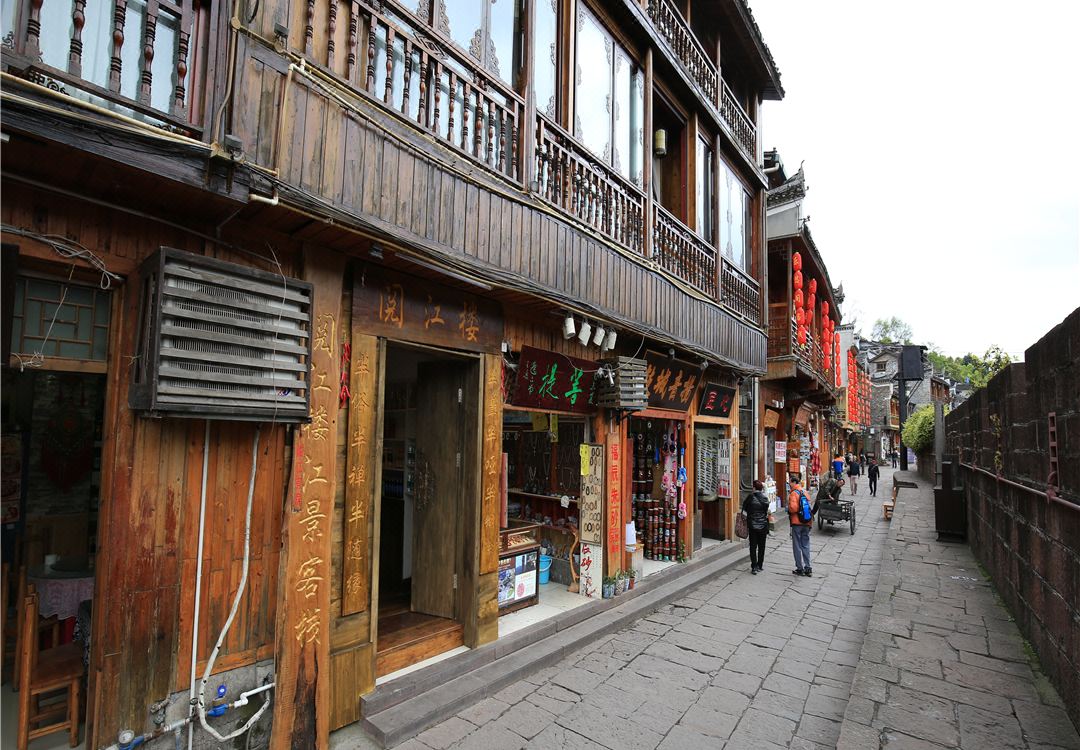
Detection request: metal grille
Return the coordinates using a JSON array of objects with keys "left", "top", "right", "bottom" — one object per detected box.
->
[
  {"left": 129, "top": 248, "right": 313, "bottom": 422},
  {"left": 697, "top": 435, "right": 719, "bottom": 497}
]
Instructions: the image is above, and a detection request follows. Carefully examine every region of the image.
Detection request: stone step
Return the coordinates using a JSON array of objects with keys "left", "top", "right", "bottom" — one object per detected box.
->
[{"left": 347, "top": 541, "right": 748, "bottom": 748}]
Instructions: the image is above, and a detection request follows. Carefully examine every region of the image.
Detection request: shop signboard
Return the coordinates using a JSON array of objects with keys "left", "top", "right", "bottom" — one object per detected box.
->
[
  {"left": 644, "top": 352, "right": 701, "bottom": 411},
  {"left": 510, "top": 346, "right": 601, "bottom": 414},
  {"left": 579, "top": 444, "right": 604, "bottom": 544},
  {"left": 579, "top": 542, "right": 600, "bottom": 598},
  {"left": 698, "top": 383, "right": 736, "bottom": 418},
  {"left": 775, "top": 441, "right": 787, "bottom": 463},
  {"left": 606, "top": 437, "right": 622, "bottom": 574},
  {"left": 764, "top": 478, "right": 778, "bottom": 513},
  {"left": 717, "top": 439, "right": 732, "bottom": 499},
  {"left": 498, "top": 550, "right": 538, "bottom": 608},
  {"left": 353, "top": 266, "right": 503, "bottom": 353}
]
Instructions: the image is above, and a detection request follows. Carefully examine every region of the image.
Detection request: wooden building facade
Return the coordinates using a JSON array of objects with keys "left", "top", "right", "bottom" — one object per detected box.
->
[{"left": 1, "top": 0, "right": 782, "bottom": 746}]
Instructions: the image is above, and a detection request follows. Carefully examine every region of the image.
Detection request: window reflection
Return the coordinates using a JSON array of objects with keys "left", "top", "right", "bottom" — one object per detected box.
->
[
  {"left": 437, "top": 0, "right": 521, "bottom": 88},
  {"left": 720, "top": 160, "right": 750, "bottom": 270}
]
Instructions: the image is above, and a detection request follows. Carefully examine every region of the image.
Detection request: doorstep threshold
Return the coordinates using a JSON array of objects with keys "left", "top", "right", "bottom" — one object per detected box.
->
[{"left": 342, "top": 540, "right": 745, "bottom": 749}]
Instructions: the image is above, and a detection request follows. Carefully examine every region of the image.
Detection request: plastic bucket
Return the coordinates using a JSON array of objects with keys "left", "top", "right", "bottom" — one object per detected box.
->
[{"left": 538, "top": 555, "right": 552, "bottom": 585}]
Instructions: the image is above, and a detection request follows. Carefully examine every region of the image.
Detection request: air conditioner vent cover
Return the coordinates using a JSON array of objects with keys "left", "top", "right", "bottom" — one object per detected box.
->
[{"left": 129, "top": 248, "right": 313, "bottom": 422}]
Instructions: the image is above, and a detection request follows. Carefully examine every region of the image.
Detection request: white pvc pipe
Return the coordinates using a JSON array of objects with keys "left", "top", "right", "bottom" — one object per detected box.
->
[
  {"left": 187, "top": 420, "right": 211, "bottom": 750},
  {"left": 197, "top": 425, "right": 271, "bottom": 741}
]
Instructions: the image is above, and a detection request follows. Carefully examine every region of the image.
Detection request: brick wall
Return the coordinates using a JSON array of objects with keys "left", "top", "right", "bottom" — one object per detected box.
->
[{"left": 944, "top": 308, "right": 1080, "bottom": 729}]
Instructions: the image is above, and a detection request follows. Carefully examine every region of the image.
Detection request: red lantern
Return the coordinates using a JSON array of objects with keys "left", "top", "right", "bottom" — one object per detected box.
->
[
  {"left": 822, "top": 301, "right": 829, "bottom": 318},
  {"left": 793, "top": 270, "right": 803, "bottom": 290},
  {"left": 807, "top": 293, "right": 816, "bottom": 314},
  {"left": 794, "top": 289, "right": 804, "bottom": 309},
  {"left": 792, "top": 252, "right": 802, "bottom": 271},
  {"left": 797, "top": 327, "right": 807, "bottom": 346},
  {"left": 796, "top": 307, "right": 805, "bottom": 326},
  {"left": 808, "top": 278, "right": 817, "bottom": 295}
]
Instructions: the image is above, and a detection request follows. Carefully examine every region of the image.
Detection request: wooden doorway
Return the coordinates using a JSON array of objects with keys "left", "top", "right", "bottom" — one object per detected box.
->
[{"left": 374, "top": 343, "right": 478, "bottom": 677}]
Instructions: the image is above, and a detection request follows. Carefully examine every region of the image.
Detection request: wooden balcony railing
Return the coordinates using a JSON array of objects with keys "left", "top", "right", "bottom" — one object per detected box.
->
[
  {"left": 720, "top": 257, "right": 760, "bottom": 325},
  {"left": 344, "top": 0, "right": 523, "bottom": 184},
  {"left": 534, "top": 114, "right": 645, "bottom": 254},
  {"left": 2, "top": 0, "right": 203, "bottom": 133},
  {"left": 645, "top": 0, "right": 717, "bottom": 106},
  {"left": 652, "top": 204, "right": 717, "bottom": 298},
  {"left": 720, "top": 79, "right": 756, "bottom": 163},
  {"left": 645, "top": 0, "right": 756, "bottom": 165}
]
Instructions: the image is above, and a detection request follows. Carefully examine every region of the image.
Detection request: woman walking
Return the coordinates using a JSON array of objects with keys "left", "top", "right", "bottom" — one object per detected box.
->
[
  {"left": 847, "top": 455, "right": 861, "bottom": 494},
  {"left": 742, "top": 480, "right": 771, "bottom": 574}
]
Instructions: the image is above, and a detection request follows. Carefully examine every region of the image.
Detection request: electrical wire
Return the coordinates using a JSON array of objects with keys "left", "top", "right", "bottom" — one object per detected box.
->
[{"left": 2, "top": 224, "right": 121, "bottom": 288}]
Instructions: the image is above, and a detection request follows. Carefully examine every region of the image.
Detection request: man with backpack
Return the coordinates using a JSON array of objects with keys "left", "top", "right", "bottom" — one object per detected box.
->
[
  {"left": 787, "top": 473, "right": 815, "bottom": 577},
  {"left": 867, "top": 458, "right": 881, "bottom": 497}
]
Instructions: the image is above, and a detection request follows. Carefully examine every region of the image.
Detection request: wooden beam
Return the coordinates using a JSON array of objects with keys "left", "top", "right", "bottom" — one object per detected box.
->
[{"left": 271, "top": 246, "right": 345, "bottom": 750}]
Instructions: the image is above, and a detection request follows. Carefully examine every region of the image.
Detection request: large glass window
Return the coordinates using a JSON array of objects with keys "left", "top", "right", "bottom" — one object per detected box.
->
[
  {"left": 534, "top": 0, "right": 558, "bottom": 119},
  {"left": 720, "top": 160, "right": 751, "bottom": 270},
  {"left": 573, "top": 4, "right": 643, "bottom": 186},
  {"left": 432, "top": 0, "right": 523, "bottom": 88},
  {"left": 695, "top": 135, "right": 715, "bottom": 243}
]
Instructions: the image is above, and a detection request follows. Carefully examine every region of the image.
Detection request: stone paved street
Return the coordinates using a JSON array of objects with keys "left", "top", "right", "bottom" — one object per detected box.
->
[
  {"left": 388, "top": 470, "right": 894, "bottom": 750},
  {"left": 342, "top": 464, "right": 1080, "bottom": 750}
]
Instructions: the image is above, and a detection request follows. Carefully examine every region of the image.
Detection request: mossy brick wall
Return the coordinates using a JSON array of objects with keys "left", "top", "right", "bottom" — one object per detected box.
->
[{"left": 945, "top": 307, "right": 1080, "bottom": 730}]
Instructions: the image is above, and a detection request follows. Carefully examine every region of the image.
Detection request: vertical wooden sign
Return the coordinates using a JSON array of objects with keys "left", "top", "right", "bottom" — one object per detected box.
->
[
  {"left": 606, "top": 437, "right": 623, "bottom": 576},
  {"left": 578, "top": 444, "right": 604, "bottom": 544},
  {"left": 272, "top": 248, "right": 344, "bottom": 750},
  {"left": 480, "top": 354, "right": 504, "bottom": 577},
  {"left": 341, "top": 333, "right": 378, "bottom": 615}
]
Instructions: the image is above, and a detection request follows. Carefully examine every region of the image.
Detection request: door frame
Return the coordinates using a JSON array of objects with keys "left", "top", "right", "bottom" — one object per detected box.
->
[{"left": 371, "top": 340, "right": 482, "bottom": 653}]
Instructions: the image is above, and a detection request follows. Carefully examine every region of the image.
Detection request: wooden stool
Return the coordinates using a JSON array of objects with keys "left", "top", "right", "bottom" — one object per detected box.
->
[{"left": 16, "top": 585, "right": 84, "bottom": 749}]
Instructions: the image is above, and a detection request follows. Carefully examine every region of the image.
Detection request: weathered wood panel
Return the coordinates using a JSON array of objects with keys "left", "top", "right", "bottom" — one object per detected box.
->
[
  {"left": 272, "top": 246, "right": 345, "bottom": 750},
  {"left": 341, "top": 332, "right": 378, "bottom": 615}
]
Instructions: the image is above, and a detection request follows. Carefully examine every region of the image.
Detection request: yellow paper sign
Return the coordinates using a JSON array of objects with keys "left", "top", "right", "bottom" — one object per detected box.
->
[
  {"left": 549, "top": 414, "right": 559, "bottom": 442},
  {"left": 530, "top": 412, "right": 548, "bottom": 431},
  {"left": 580, "top": 443, "right": 590, "bottom": 476}
]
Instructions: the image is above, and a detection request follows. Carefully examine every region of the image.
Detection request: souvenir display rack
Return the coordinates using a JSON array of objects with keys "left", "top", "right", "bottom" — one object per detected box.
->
[{"left": 630, "top": 418, "right": 686, "bottom": 561}]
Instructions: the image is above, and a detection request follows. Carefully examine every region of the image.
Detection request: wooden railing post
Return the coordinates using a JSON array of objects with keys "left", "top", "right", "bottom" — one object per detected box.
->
[
  {"left": 643, "top": 47, "right": 654, "bottom": 259},
  {"left": 520, "top": 0, "right": 536, "bottom": 190}
]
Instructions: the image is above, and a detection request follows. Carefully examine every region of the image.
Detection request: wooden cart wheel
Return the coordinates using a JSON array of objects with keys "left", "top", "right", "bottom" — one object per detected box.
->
[{"left": 817, "top": 514, "right": 822, "bottom": 530}]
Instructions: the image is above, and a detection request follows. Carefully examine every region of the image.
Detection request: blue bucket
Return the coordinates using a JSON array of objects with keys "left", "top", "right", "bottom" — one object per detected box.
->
[{"left": 538, "top": 555, "right": 552, "bottom": 585}]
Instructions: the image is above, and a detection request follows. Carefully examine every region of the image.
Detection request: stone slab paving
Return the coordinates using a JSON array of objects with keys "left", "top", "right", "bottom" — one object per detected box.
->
[
  {"left": 837, "top": 471, "right": 1080, "bottom": 750},
  {"left": 367, "top": 471, "right": 895, "bottom": 750}
]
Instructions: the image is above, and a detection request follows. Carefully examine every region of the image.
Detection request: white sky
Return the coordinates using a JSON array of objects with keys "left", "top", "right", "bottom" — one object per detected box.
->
[{"left": 751, "top": 1, "right": 1080, "bottom": 360}]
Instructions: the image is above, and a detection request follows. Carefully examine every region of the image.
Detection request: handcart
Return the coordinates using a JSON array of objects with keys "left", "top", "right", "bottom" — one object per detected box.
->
[{"left": 817, "top": 498, "right": 855, "bottom": 534}]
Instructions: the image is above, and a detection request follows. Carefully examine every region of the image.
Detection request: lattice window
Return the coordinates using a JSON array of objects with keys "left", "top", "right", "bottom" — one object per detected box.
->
[{"left": 10, "top": 276, "right": 111, "bottom": 362}]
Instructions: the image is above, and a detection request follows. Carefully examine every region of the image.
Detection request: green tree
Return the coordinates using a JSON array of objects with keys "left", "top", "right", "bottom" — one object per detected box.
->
[
  {"left": 901, "top": 404, "right": 936, "bottom": 453},
  {"left": 871, "top": 317, "right": 913, "bottom": 344}
]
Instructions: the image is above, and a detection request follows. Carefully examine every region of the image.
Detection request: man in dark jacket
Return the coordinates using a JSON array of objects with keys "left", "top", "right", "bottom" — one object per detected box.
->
[
  {"left": 742, "top": 480, "right": 770, "bottom": 574},
  {"left": 867, "top": 459, "right": 881, "bottom": 497}
]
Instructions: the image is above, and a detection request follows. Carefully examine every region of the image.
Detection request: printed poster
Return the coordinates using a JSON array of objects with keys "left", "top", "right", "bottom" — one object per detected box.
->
[
  {"left": 774, "top": 441, "right": 787, "bottom": 464},
  {"left": 717, "top": 439, "right": 732, "bottom": 499},
  {"left": 579, "top": 542, "right": 600, "bottom": 598}
]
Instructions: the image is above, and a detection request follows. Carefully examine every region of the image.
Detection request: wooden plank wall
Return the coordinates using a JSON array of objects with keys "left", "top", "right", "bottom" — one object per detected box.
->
[
  {"left": 229, "top": 30, "right": 766, "bottom": 373},
  {"left": 2, "top": 187, "right": 298, "bottom": 747}
]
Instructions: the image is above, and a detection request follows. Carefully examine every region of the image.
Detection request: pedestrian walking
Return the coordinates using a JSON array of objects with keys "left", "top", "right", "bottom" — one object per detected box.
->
[
  {"left": 891, "top": 449, "right": 898, "bottom": 468},
  {"left": 787, "top": 473, "right": 814, "bottom": 577},
  {"left": 847, "top": 456, "right": 861, "bottom": 494},
  {"left": 868, "top": 458, "right": 880, "bottom": 497},
  {"left": 832, "top": 453, "right": 845, "bottom": 480},
  {"left": 741, "top": 480, "right": 771, "bottom": 574}
]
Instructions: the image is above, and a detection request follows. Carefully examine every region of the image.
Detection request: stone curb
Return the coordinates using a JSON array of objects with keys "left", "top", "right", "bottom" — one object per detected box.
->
[{"left": 349, "top": 538, "right": 751, "bottom": 748}]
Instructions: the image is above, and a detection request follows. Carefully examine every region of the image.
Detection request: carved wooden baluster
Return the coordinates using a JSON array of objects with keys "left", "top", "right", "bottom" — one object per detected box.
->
[
  {"left": 24, "top": 0, "right": 44, "bottom": 57},
  {"left": 365, "top": 13, "right": 376, "bottom": 92},
  {"left": 108, "top": 0, "right": 127, "bottom": 92},
  {"left": 486, "top": 99, "right": 495, "bottom": 166},
  {"left": 327, "top": 0, "right": 337, "bottom": 70},
  {"left": 497, "top": 107, "right": 507, "bottom": 174},
  {"left": 431, "top": 61, "right": 442, "bottom": 135},
  {"left": 138, "top": 4, "right": 158, "bottom": 105},
  {"left": 400, "top": 39, "right": 412, "bottom": 116},
  {"left": 304, "top": 0, "right": 314, "bottom": 55},
  {"left": 416, "top": 50, "right": 428, "bottom": 126},
  {"left": 459, "top": 81, "right": 470, "bottom": 150},
  {"left": 509, "top": 117, "right": 518, "bottom": 179},
  {"left": 346, "top": 1, "right": 359, "bottom": 82},
  {"left": 446, "top": 72, "right": 456, "bottom": 143},
  {"left": 473, "top": 91, "right": 483, "bottom": 158},
  {"left": 68, "top": 0, "right": 86, "bottom": 76},
  {"left": 173, "top": 26, "right": 189, "bottom": 116},
  {"left": 383, "top": 27, "right": 394, "bottom": 104}
]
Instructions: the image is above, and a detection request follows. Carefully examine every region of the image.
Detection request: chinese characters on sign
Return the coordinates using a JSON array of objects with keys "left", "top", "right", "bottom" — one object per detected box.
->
[
  {"left": 510, "top": 346, "right": 601, "bottom": 415},
  {"left": 341, "top": 335, "right": 377, "bottom": 615},
  {"left": 354, "top": 267, "right": 502, "bottom": 353},
  {"left": 579, "top": 542, "right": 600, "bottom": 599},
  {"left": 698, "top": 383, "right": 736, "bottom": 418},
  {"left": 775, "top": 441, "right": 787, "bottom": 464},
  {"left": 606, "top": 439, "right": 622, "bottom": 573},
  {"left": 644, "top": 352, "right": 701, "bottom": 411}
]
